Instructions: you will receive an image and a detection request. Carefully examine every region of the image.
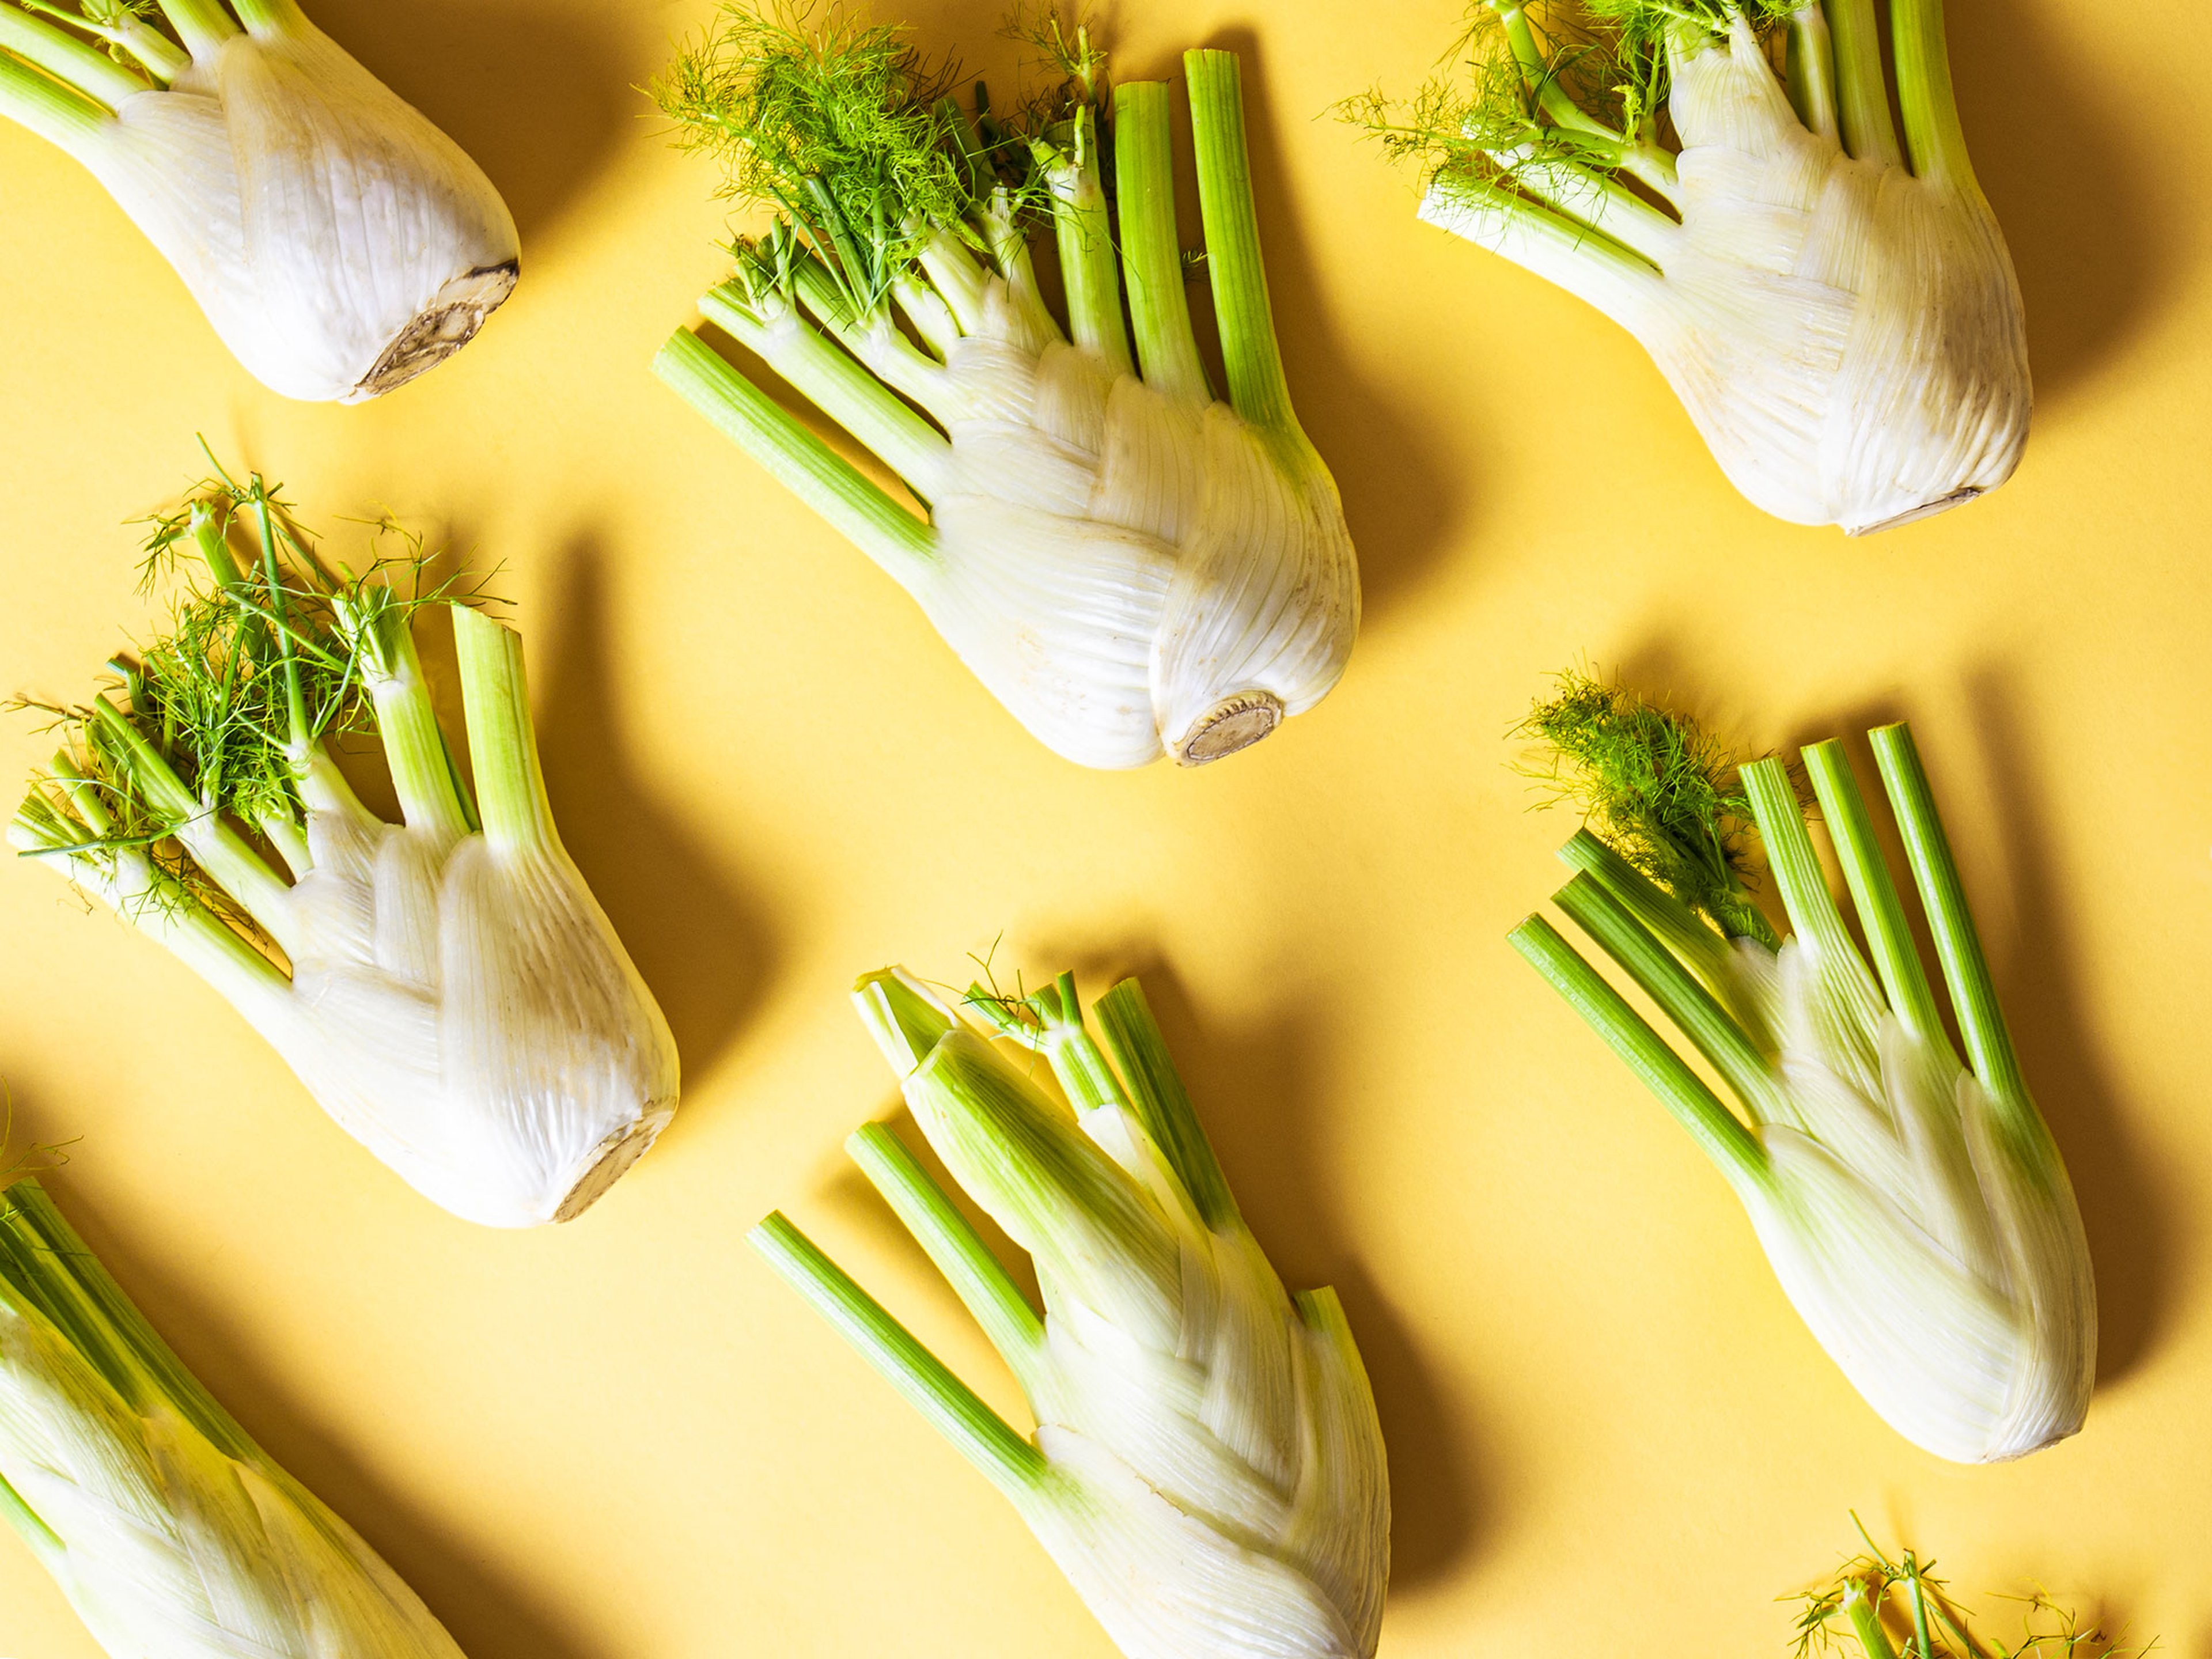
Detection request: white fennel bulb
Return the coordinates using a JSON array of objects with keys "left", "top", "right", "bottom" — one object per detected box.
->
[
  {"left": 0, "top": 1173, "right": 466, "bottom": 1657},
  {"left": 1510, "top": 676, "right": 2092, "bottom": 1461},
  {"left": 1353, "top": 0, "right": 2028, "bottom": 532},
  {"left": 11, "top": 467, "right": 677, "bottom": 1228},
  {"left": 653, "top": 14, "right": 1357, "bottom": 767},
  {"left": 0, "top": 0, "right": 518, "bottom": 402},
  {"left": 752, "top": 964, "right": 1389, "bottom": 1658}
]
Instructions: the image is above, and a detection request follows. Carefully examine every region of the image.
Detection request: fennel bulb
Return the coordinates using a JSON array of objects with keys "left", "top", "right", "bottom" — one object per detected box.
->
[
  {"left": 0, "top": 0, "right": 518, "bottom": 402},
  {"left": 1509, "top": 675, "right": 2093, "bottom": 1462},
  {"left": 1346, "top": 0, "right": 2028, "bottom": 532},
  {"left": 0, "top": 1171, "right": 466, "bottom": 1657},
  {"left": 753, "top": 965, "right": 1389, "bottom": 1658},
  {"left": 10, "top": 464, "right": 678, "bottom": 1228},
  {"left": 653, "top": 14, "right": 1358, "bottom": 768}
]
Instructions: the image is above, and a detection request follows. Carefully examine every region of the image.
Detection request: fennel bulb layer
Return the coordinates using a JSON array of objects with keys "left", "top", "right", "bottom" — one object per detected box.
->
[
  {"left": 753, "top": 967, "right": 1389, "bottom": 1658},
  {"left": 0, "top": 1175, "right": 466, "bottom": 1657},
  {"left": 1512, "top": 681, "right": 2092, "bottom": 1462},
  {"left": 654, "top": 18, "right": 1357, "bottom": 767},
  {"left": 1367, "top": 0, "right": 2028, "bottom": 532},
  {"left": 1, "top": 0, "right": 517, "bottom": 402},
  {"left": 11, "top": 467, "right": 678, "bottom": 1228}
]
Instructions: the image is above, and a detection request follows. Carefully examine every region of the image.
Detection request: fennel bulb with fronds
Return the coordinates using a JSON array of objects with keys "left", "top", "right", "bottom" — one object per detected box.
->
[
  {"left": 10, "top": 464, "right": 678, "bottom": 1228},
  {"left": 1345, "top": 0, "right": 2028, "bottom": 532},
  {"left": 0, "top": 0, "right": 518, "bottom": 402},
  {"left": 653, "top": 13, "right": 1358, "bottom": 767},
  {"left": 1509, "top": 675, "right": 2093, "bottom": 1462},
  {"left": 0, "top": 1169, "right": 467, "bottom": 1656},
  {"left": 752, "top": 965, "right": 1389, "bottom": 1658}
]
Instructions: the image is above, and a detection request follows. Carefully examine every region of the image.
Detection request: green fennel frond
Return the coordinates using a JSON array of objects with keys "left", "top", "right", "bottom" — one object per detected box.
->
[
  {"left": 1516, "top": 668, "right": 1778, "bottom": 944},
  {"left": 1791, "top": 1522, "right": 2150, "bottom": 1659},
  {"left": 653, "top": 1, "right": 1034, "bottom": 317},
  {"left": 14, "top": 463, "right": 480, "bottom": 896},
  {"left": 1340, "top": 0, "right": 1796, "bottom": 207}
]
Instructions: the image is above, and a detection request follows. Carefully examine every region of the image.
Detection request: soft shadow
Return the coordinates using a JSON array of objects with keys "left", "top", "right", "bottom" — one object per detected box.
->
[
  {"left": 0, "top": 1100, "right": 604, "bottom": 1659},
  {"left": 1963, "top": 671, "right": 2170, "bottom": 1385},
  {"left": 531, "top": 533, "right": 781, "bottom": 1092},
  {"left": 1196, "top": 29, "right": 1465, "bottom": 620},
  {"left": 305, "top": 0, "right": 643, "bottom": 238},
  {"left": 1947, "top": 0, "right": 2177, "bottom": 400},
  {"left": 1035, "top": 945, "right": 1485, "bottom": 1592}
]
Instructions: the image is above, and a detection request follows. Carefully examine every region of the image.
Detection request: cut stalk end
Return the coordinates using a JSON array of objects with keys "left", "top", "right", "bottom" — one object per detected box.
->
[
  {"left": 551, "top": 1107, "right": 672, "bottom": 1223},
  {"left": 346, "top": 261, "right": 519, "bottom": 403},
  {"left": 1843, "top": 486, "right": 1984, "bottom": 536}
]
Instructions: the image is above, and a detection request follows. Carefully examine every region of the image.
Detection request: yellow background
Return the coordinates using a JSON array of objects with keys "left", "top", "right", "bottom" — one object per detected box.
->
[{"left": 1, "top": 0, "right": 2207, "bottom": 1653}]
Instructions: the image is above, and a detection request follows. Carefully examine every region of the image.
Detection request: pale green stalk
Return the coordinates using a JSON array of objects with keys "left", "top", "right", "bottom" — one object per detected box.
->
[
  {"left": 1820, "top": 0, "right": 1903, "bottom": 166},
  {"left": 451, "top": 605, "right": 555, "bottom": 856},
  {"left": 1801, "top": 737, "right": 1944, "bottom": 1044},
  {"left": 700, "top": 283, "right": 952, "bottom": 502},
  {"left": 1509, "top": 912, "right": 1769, "bottom": 1190},
  {"left": 1112, "top": 78, "right": 1208, "bottom": 405},
  {"left": 1890, "top": 0, "right": 1976, "bottom": 190},
  {"left": 652, "top": 329, "right": 938, "bottom": 599},
  {"left": 749, "top": 1212, "right": 1046, "bottom": 1497},
  {"left": 1868, "top": 723, "right": 2032, "bottom": 1126},
  {"left": 0, "top": 5, "right": 149, "bottom": 107},
  {"left": 1044, "top": 105, "right": 1132, "bottom": 373}
]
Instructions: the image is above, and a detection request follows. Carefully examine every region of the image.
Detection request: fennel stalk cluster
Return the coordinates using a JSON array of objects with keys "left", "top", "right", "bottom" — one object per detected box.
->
[
  {"left": 755, "top": 966, "right": 1389, "bottom": 1659},
  {"left": 1511, "top": 676, "right": 2093, "bottom": 1463},
  {"left": 654, "top": 17, "right": 1358, "bottom": 768},
  {"left": 0, "top": 1171, "right": 467, "bottom": 1657},
  {"left": 1350, "top": 0, "right": 2030, "bottom": 532},
  {"left": 10, "top": 467, "right": 679, "bottom": 1229},
  {"left": 0, "top": 0, "right": 518, "bottom": 402}
]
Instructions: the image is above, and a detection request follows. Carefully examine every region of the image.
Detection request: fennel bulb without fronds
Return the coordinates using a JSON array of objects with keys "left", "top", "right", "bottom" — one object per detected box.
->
[
  {"left": 0, "top": 0, "right": 518, "bottom": 402},
  {"left": 1347, "top": 0, "right": 2028, "bottom": 532},
  {"left": 654, "top": 13, "right": 1358, "bottom": 768},
  {"left": 10, "top": 464, "right": 678, "bottom": 1228},
  {"left": 753, "top": 965, "right": 1389, "bottom": 1658},
  {"left": 1509, "top": 675, "right": 2093, "bottom": 1462},
  {"left": 0, "top": 1171, "right": 467, "bottom": 1657}
]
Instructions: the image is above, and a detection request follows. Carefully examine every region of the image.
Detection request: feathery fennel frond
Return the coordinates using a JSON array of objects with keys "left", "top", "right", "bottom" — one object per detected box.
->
[
  {"left": 1517, "top": 669, "right": 1777, "bottom": 945},
  {"left": 1791, "top": 1522, "right": 2150, "bottom": 1659}
]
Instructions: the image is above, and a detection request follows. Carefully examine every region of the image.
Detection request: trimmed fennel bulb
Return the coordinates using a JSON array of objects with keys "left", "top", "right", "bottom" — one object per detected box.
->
[
  {"left": 1509, "top": 675, "right": 2093, "bottom": 1462},
  {"left": 752, "top": 965, "right": 1389, "bottom": 1658},
  {"left": 653, "top": 14, "right": 1358, "bottom": 767},
  {"left": 0, "top": 1171, "right": 465, "bottom": 1656},
  {"left": 1346, "top": 0, "right": 2028, "bottom": 532},
  {"left": 10, "top": 464, "right": 678, "bottom": 1228},
  {"left": 0, "top": 0, "right": 518, "bottom": 402}
]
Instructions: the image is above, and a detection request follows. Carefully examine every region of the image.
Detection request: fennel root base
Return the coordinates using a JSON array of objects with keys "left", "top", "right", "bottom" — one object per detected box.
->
[
  {"left": 349, "top": 260, "right": 521, "bottom": 402},
  {"left": 1174, "top": 692, "right": 1285, "bottom": 766},
  {"left": 552, "top": 1109, "right": 671, "bottom": 1224}
]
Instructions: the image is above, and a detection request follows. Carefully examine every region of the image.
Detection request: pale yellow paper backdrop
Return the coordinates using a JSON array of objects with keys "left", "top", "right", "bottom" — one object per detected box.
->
[{"left": 1, "top": 0, "right": 2207, "bottom": 1652}]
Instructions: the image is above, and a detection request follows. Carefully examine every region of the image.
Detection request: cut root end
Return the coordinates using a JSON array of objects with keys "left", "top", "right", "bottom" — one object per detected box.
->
[
  {"left": 551, "top": 1106, "right": 671, "bottom": 1224},
  {"left": 348, "top": 260, "right": 521, "bottom": 402},
  {"left": 1845, "top": 486, "right": 1984, "bottom": 536},
  {"left": 1172, "top": 691, "right": 1284, "bottom": 766}
]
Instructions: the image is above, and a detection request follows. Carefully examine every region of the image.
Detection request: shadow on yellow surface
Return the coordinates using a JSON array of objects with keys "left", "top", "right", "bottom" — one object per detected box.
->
[
  {"left": 533, "top": 534, "right": 783, "bottom": 1094},
  {"left": 308, "top": 0, "right": 647, "bottom": 240},
  {"left": 1956, "top": 0, "right": 2174, "bottom": 403},
  {"left": 1963, "top": 672, "right": 2174, "bottom": 1389}
]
